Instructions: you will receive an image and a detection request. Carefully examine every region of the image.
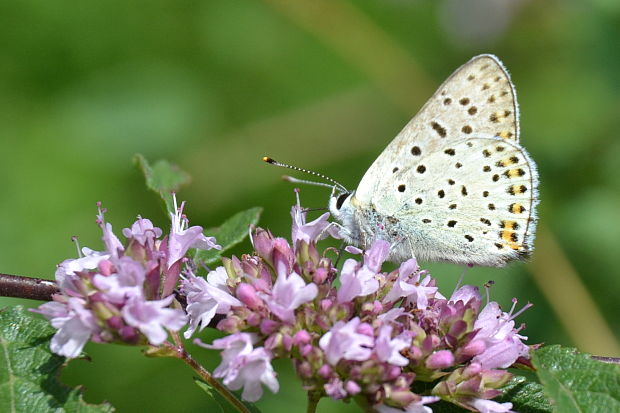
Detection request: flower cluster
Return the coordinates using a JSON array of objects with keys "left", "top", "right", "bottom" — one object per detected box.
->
[
  {"left": 32, "top": 197, "right": 220, "bottom": 358},
  {"left": 34, "top": 192, "right": 532, "bottom": 413},
  {"left": 183, "top": 201, "right": 532, "bottom": 412}
]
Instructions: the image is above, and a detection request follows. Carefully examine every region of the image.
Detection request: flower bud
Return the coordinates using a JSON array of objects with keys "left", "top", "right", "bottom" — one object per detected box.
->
[
  {"left": 98, "top": 260, "right": 114, "bottom": 276},
  {"left": 426, "top": 350, "right": 455, "bottom": 370},
  {"left": 460, "top": 340, "right": 486, "bottom": 357},
  {"left": 120, "top": 326, "right": 139, "bottom": 343},
  {"left": 260, "top": 319, "right": 279, "bottom": 335},
  {"left": 357, "top": 322, "right": 374, "bottom": 337},
  {"left": 106, "top": 315, "right": 124, "bottom": 330},
  {"left": 236, "top": 283, "right": 262, "bottom": 310},
  {"left": 313, "top": 267, "right": 328, "bottom": 284},
  {"left": 345, "top": 380, "right": 361, "bottom": 395},
  {"left": 293, "top": 330, "right": 311, "bottom": 346},
  {"left": 296, "top": 361, "right": 313, "bottom": 378},
  {"left": 318, "top": 364, "right": 332, "bottom": 379}
]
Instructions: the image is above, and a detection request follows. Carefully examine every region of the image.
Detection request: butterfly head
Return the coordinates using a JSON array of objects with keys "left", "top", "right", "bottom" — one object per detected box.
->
[{"left": 329, "top": 190, "right": 363, "bottom": 244}]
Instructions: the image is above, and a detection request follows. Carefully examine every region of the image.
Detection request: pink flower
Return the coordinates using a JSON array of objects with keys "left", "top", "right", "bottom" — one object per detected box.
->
[
  {"left": 324, "top": 378, "right": 347, "bottom": 399},
  {"left": 319, "top": 317, "right": 374, "bottom": 365},
  {"left": 92, "top": 256, "right": 146, "bottom": 304},
  {"left": 198, "top": 332, "right": 256, "bottom": 376},
  {"left": 337, "top": 258, "right": 379, "bottom": 303},
  {"left": 375, "top": 324, "right": 411, "bottom": 366},
  {"left": 121, "top": 295, "right": 187, "bottom": 345},
  {"left": 450, "top": 285, "right": 481, "bottom": 304},
  {"left": 470, "top": 398, "right": 514, "bottom": 413},
  {"left": 383, "top": 259, "right": 440, "bottom": 309},
  {"left": 223, "top": 347, "right": 279, "bottom": 402},
  {"left": 472, "top": 302, "right": 529, "bottom": 369},
  {"left": 97, "top": 206, "right": 124, "bottom": 259},
  {"left": 375, "top": 396, "right": 439, "bottom": 413},
  {"left": 363, "top": 240, "right": 390, "bottom": 273},
  {"left": 264, "top": 270, "right": 318, "bottom": 324},
  {"left": 167, "top": 195, "right": 220, "bottom": 268},
  {"left": 180, "top": 268, "right": 242, "bottom": 338},
  {"left": 198, "top": 333, "right": 278, "bottom": 402},
  {"left": 122, "top": 218, "right": 162, "bottom": 245},
  {"left": 55, "top": 248, "right": 109, "bottom": 293},
  {"left": 291, "top": 202, "right": 340, "bottom": 245},
  {"left": 34, "top": 298, "right": 99, "bottom": 358}
]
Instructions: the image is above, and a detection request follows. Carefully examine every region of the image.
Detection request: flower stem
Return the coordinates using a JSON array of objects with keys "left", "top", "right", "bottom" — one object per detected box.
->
[
  {"left": 306, "top": 390, "right": 322, "bottom": 413},
  {"left": 169, "top": 343, "right": 251, "bottom": 413},
  {"left": 0, "top": 273, "right": 58, "bottom": 301}
]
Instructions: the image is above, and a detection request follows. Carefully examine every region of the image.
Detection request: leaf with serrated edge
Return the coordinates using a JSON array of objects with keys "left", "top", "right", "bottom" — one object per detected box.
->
[
  {"left": 496, "top": 376, "right": 553, "bottom": 413},
  {"left": 194, "top": 378, "right": 262, "bottom": 413},
  {"left": 195, "top": 207, "right": 262, "bottom": 266},
  {"left": 534, "top": 345, "right": 620, "bottom": 413},
  {"left": 0, "top": 306, "right": 114, "bottom": 413},
  {"left": 134, "top": 154, "right": 191, "bottom": 215}
]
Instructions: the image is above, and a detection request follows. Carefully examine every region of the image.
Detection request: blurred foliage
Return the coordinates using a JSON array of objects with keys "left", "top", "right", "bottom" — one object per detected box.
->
[{"left": 0, "top": 0, "right": 619, "bottom": 411}]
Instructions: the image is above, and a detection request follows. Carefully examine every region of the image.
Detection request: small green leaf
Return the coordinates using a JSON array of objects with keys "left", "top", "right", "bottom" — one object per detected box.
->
[
  {"left": 533, "top": 345, "right": 620, "bottom": 413},
  {"left": 193, "top": 378, "right": 262, "bottom": 413},
  {"left": 496, "top": 375, "right": 553, "bottom": 413},
  {"left": 195, "top": 207, "right": 263, "bottom": 266},
  {"left": 134, "top": 154, "right": 191, "bottom": 214},
  {"left": 0, "top": 306, "right": 114, "bottom": 413}
]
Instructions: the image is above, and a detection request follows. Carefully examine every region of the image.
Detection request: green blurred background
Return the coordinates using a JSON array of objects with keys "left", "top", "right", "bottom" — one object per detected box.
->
[{"left": 1, "top": 0, "right": 619, "bottom": 411}]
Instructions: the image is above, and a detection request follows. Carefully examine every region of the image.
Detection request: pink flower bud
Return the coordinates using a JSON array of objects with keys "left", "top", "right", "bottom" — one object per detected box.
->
[
  {"left": 120, "top": 326, "right": 139, "bottom": 343},
  {"left": 106, "top": 316, "right": 123, "bottom": 329},
  {"left": 388, "top": 390, "right": 418, "bottom": 406},
  {"left": 246, "top": 312, "right": 261, "bottom": 327},
  {"left": 356, "top": 322, "right": 374, "bottom": 337},
  {"left": 260, "top": 319, "right": 279, "bottom": 335},
  {"left": 320, "top": 299, "right": 332, "bottom": 311},
  {"left": 293, "top": 330, "right": 311, "bottom": 346},
  {"left": 300, "top": 344, "right": 313, "bottom": 357},
  {"left": 265, "top": 333, "right": 283, "bottom": 350},
  {"left": 313, "top": 267, "right": 328, "bottom": 284},
  {"left": 297, "top": 361, "right": 313, "bottom": 378},
  {"left": 216, "top": 317, "right": 240, "bottom": 333},
  {"left": 318, "top": 364, "right": 332, "bottom": 379},
  {"left": 461, "top": 340, "right": 486, "bottom": 357},
  {"left": 236, "top": 283, "right": 262, "bottom": 310},
  {"left": 283, "top": 334, "right": 293, "bottom": 351},
  {"left": 98, "top": 260, "right": 114, "bottom": 276},
  {"left": 345, "top": 380, "right": 361, "bottom": 395},
  {"left": 463, "top": 362, "right": 482, "bottom": 378},
  {"left": 426, "top": 350, "right": 455, "bottom": 370}
]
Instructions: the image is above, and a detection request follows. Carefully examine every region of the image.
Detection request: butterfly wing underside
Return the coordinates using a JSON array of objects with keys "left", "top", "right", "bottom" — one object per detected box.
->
[
  {"left": 352, "top": 55, "right": 537, "bottom": 266},
  {"left": 356, "top": 54, "right": 520, "bottom": 203}
]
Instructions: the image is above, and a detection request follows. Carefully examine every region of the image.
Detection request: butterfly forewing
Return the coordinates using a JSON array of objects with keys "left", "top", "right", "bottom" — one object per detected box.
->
[{"left": 356, "top": 55, "right": 519, "bottom": 204}]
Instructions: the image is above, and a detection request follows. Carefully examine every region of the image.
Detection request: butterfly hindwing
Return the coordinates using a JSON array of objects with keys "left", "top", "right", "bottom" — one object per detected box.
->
[{"left": 363, "top": 136, "right": 538, "bottom": 266}]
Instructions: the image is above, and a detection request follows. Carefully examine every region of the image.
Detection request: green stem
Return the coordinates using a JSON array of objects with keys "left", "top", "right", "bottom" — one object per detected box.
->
[
  {"left": 306, "top": 391, "right": 322, "bottom": 413},
  {"left": 166, "top": 342, "right": 251, "bottom": 413}
]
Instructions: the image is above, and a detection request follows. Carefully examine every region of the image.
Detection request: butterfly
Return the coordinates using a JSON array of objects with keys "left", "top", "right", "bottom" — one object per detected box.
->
[{"left": 328, "top": 54, "right": 539, "bottom": 267}]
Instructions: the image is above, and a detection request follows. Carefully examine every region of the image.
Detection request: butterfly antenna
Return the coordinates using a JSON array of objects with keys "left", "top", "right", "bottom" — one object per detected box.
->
[{"left": 262, "top": 157, "right": 348, "bottom": 193}]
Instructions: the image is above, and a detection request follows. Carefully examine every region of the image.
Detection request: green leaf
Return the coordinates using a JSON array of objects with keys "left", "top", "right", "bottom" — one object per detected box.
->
[
  {"left": 134, "top": 154, "right": 191, "bottom": 214},
  {"left": 195, "top": 207, "right": 262, "bottom": 266},
  {"left": 193, "top": 378, "right": 262, "bottom": 413},
  {"left": 0, "top": 306, "right": 114, "bottom": 413},
  {"left": 496, "top": 376, "right": 553, "bottom": 413},
  {"left": 533, "top": 345, "right": 620, "bottom": 413}
]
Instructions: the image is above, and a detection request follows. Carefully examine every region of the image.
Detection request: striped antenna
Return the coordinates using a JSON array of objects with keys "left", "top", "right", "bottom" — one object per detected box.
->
[{"left": 262, "top": 157, "right": 348, "bottom": 193}]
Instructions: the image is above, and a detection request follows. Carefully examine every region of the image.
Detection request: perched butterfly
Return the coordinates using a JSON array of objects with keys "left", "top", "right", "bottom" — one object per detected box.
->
[{"left": 266, "top": 54, "right": 539, "bottom": 267}]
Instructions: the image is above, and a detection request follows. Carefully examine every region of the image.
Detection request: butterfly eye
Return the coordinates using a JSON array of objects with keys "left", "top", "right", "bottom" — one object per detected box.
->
[{"left": 336, "top": 193, "right": 349, "bottom": 210}]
